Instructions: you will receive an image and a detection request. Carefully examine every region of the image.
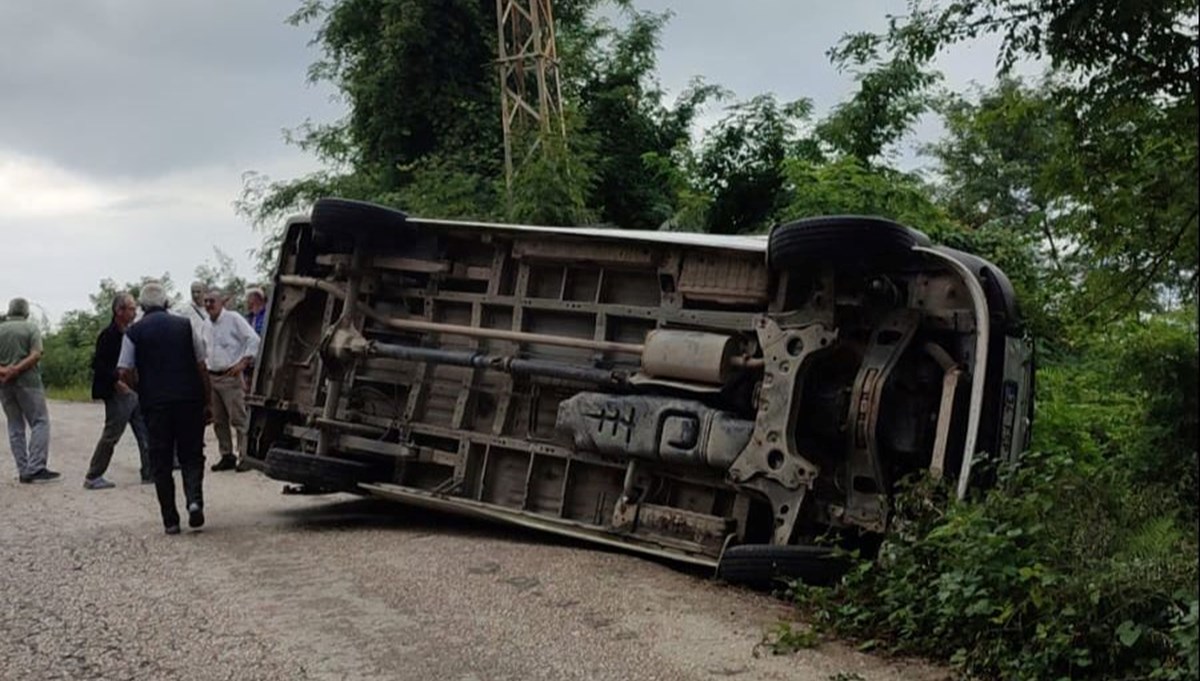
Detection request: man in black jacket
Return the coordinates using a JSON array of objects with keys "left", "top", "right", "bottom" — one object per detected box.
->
[
  {"left": 118, "top": 282, "right": 213, "bottom": 535},
  {"left": 83, "top": 292, "right": 151, "bottom": 489}
]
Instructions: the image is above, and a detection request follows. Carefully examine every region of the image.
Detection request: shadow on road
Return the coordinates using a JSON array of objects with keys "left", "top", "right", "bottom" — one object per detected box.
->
[
  {"left": 266, "top": 492, "right": 717, "bottom": 583},
  {"left": 269, "top": 494, "right": 556, "bottom": 547}
]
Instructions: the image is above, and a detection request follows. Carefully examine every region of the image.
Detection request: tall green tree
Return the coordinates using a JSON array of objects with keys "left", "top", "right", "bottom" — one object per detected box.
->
[
  {"left": 239, "top": 0, "right": 723, "bottom": 259},
  {"left": 567, "top": 8, "right": 722, "bottom": 229},
  {"left": 819, "top": 23, "right": 941, "bottom": 165},
  {"left": 692, "top": 95, "right": 818, "bottom": 234},
  {"left": 841, "top": 0, "right": 1199, "bottom": 322},
  {"left": 292, "top": 0, "right": 499, "bottom": 188},
  {"left": 193, "top": 247, "right": 250, "bottom": 313}
]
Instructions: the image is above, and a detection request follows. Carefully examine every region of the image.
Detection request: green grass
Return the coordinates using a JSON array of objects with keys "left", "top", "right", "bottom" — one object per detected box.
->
[{"left": 46, "top": 384, "right": 92, "bottom": 402}]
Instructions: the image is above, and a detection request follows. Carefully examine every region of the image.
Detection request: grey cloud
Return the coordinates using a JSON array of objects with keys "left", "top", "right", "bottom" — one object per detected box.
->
[
  {"left": 0, "top": 0, "right": 341, "bottom": 179},
  {"left": 0, "top": 1, "right": 1007, "bottom": 182},
  {"left": 634, "top": 0, "right": 905, "bottom": 109}
]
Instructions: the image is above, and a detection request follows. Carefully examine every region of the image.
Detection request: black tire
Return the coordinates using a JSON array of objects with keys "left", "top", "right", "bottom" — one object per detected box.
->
[
  {"left": 716, "top": 544, "right": 851, "bottom": 589},
  {"left": 768, "top": 216, "right": 930, "bottom": 271},
  {"left": 263, "top": 447, "right": 377, "bottom": 493},
  {"left": 310, "top": 197, "right": 409, "bottom": 241}
]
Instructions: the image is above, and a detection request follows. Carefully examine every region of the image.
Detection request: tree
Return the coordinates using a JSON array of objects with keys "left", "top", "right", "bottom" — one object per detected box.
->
[
  {"left": 567, "top": 8, "right": 722, "bottom": 229},
  {"left": 238, "top": 0, "right": 726, "bottom": 261},
  {"left": 237, "top": 0, "right": 505, "bottom": 262},
  {"left": 39, "top": 275, "right": 179, "bottom": 390},
  {"left": 691, "top": 95, "right": 817, "bottom": 234},
  {"left": 840, "top": 0, "right": 1199, "bottom": 322},
  {"left": 923, "top": 78, "right": 1080, "bottom": 335},
  {"left": 291, "top": 0, "right": 500, "bottom": 189},
  {"left": 193, "top": 248, "right": 249, "bottom": 313},
  {"left": 819, "top": 27, "right": 941, "bottom": 164}
]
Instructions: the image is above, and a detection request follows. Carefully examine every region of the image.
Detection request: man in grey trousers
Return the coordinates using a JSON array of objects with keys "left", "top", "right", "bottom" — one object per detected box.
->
[
  {"left": 0, "top": 297, "right": 60, "bottom": 483},
  {"left": 83, "top": 292, "right": 151, "bottom": 488}
]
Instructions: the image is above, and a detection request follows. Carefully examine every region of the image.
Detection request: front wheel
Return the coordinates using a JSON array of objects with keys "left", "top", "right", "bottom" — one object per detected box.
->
[{"left": 768, "top": 216, "right": 930, "bottom": 271}]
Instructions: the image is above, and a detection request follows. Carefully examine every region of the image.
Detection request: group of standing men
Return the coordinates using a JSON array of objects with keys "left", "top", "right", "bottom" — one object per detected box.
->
[{"left": 0, "top": 283, "right": 269, "bottom": 535}]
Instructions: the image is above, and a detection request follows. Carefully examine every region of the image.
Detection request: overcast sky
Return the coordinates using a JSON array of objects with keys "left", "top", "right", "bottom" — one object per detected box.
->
[{"left": 0, "top": 0, "right": 1009, "bottom": 325}]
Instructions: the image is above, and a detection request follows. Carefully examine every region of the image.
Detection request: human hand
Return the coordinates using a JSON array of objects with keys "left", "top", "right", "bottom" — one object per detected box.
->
[
  {"left": 225, "top": 360, "right": 246, "bottom": 378},
  {"left": 115, "top": 380, "right": 132, "bottom": 395}
]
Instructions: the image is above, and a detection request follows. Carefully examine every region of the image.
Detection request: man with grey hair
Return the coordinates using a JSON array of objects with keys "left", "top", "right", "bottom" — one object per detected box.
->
[
  {"left": 0, "top": 297, "right": 60, "bottom": 483},
  {"left": 180, "top": 280, "right": 212, "bottom": 367},
  {"left": 202, "top": 287, "right": 259, "bottom": 472},
  {"left": 241, "top": 286, "right": 267, "bottom": 392},
  {"left": 186, "top": 281, "right": 208, "bottom": 327},
  {"left": 244, "top": 286, "right": 267, "bottom": 337},
  {"left": 119, "top": 281, "right": 213, "bottom": 534},
  {"left": 83, "top": 292, "right": 151, "bottom": 489}
]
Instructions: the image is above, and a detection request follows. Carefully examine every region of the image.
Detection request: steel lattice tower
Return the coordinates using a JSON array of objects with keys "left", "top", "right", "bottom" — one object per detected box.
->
[{"left": 495, "top": 0, "right": 566, "bottom": 196}]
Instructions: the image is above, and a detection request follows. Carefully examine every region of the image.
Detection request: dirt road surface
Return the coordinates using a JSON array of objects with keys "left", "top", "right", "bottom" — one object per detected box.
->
[{"left": 0, "top": 401, "right": 944, "bottom": 681}]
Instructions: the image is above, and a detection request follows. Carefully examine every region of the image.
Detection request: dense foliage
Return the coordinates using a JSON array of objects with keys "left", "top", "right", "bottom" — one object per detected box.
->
[
  {"left": 795, "top": 310, "right": 1199, "bottom": 680},
  {"left": 785, "top": 3, "right": 1198, "bottom": 679},
  {"left": 39, "top": 1, "right": 1198, "bottom": 678}
]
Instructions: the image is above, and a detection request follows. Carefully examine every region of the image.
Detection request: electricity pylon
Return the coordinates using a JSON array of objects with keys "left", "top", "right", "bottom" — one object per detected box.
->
[{"left": 495, "top": 0, "right": 566, "bottom": 199}]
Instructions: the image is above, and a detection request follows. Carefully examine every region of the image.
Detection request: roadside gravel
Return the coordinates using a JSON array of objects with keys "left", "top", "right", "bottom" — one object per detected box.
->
[{"left": 0, "top": 400, "right": 946, "bottom": 681}]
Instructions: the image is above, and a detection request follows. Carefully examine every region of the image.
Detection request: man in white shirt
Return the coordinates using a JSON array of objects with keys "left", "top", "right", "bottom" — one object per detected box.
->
[
  {"left": 176, "top": 280, "right": 212, "bottom": 366},
  {"left": 202, "top": 288, "right": 260, "bottom": 472}
]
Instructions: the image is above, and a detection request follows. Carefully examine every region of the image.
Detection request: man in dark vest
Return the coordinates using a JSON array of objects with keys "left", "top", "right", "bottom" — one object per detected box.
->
[{"left": 117, "top": 281, "right": 213, "bottom": 534}]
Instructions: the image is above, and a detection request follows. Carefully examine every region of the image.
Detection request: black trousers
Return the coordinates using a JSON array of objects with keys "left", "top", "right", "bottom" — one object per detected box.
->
[{"left": 144, "top": 401, "right": 205, "bottom": 527}]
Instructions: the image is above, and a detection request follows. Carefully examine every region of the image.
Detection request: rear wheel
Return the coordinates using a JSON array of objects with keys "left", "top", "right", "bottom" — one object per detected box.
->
[
  {"left": 262, "top": 448, "right": 380, "bottom": 493},
  {"left": 716, "top": 544, "right": 851, "bottom": 589},
  {"left": 310, "top": 198, "right": 409, "bottom": 248}
]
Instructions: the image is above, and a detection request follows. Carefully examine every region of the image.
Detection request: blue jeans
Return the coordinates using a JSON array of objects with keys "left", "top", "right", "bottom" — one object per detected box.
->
[
  {"left": 86, "top": 391, "right": 151, "bottom": 481},
  {"left": 0, "top": 384, "right": 50, "bottom": 478}
]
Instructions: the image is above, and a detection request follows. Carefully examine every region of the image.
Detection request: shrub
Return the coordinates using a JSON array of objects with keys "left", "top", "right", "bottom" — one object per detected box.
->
[{"left": 794, "top": 311, "right": 1199, "bottom": 680}]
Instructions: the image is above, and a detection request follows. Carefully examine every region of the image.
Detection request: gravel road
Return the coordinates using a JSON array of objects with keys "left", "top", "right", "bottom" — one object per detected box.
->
[{"left": 0, "top": 400, "right": 945, "bottom": 681}]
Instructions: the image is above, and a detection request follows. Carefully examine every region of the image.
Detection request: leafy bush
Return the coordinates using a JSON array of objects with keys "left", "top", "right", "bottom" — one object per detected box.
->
[
  {"left": 1109, "top": 312, "right": 1199, "bottom": 518},
  {"left": 39, "top": 309, "right": 106, "bottom": 391},
  {"left": 794, "top": 311, "right": 1199, "bottom": 680}
]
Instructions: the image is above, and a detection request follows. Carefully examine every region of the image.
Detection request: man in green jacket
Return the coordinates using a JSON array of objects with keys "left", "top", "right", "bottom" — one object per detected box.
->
[{"left": 0, "top": 298, "right": 60, "bottom": 483}]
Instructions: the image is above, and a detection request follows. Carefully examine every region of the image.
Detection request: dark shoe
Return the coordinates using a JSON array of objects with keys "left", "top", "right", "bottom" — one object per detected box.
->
[
  {"left": 28, "top": 469, "right": 62, "bottom": 483},
  {"left": 83, "top": 476, "right": 116, "bottom": 490},
  {"left": 211, "top": 456, "right": 237, "bottom": 472},
  {"left": 187, "top": 502, "right": 205, "bottom": 529},
  {"left": 18, "top": 474, "right": 32, "bottom": 484},
  {"left": 140, "top": 476, "right": 154, "bottom": 485},
  {"left": 235, "top": 458, "right": 250, "bottom": 473},
  {"left": 165, "top": 525, "right": 181, "bottom": 535}
]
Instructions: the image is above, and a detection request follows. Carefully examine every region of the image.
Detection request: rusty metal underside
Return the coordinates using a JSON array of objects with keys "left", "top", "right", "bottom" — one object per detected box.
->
[{"left": 246, "top": 216, "right": 983, "bottom": 562}]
